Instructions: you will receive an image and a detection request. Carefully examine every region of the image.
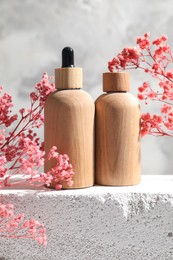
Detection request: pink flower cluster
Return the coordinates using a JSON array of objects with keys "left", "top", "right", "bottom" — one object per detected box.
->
[
  {"left": 0, "top": 87, "right": 17, "bottom": 127},
  {"left": 140, "top": 104, "right": 173, "bottom": 137},
  {"left": 108, "top": 32, "right": 173, "bottom": 137},
  {"left": 108, "top": 47, "right": 140, "bottom": 72},
  {"left": 45, "top": 146, "right": 74, "bottom": 190},
  {"left": 0, "top": 203, "right": 46, "bottom": 245}
]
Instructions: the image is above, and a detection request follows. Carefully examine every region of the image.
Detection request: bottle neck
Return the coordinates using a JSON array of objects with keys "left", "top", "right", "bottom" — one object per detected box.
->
[{"left": 55, "top": 67, "right": 83, "bottom": 90}]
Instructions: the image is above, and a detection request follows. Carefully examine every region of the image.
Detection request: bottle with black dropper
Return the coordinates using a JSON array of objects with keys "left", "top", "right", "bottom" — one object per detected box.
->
[{"left": 44, "top": 47, "right": 94, "bottom": 189}]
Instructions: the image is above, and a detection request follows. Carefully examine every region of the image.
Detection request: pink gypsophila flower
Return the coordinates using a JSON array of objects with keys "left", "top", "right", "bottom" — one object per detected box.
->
[
  {"left": 0, "top": 91, "right": 17, "bottom": 127},
  {"left": 166, "top": 70, "right": 173, "bottom": 79},
  {"left": 152, "top": 35, "right": 168, "bottom": 46},
  {"left": 138, "top": 82, "right": 150, "bottom": 92},
  {"left": 136, "top": 32, "right": 150, "bottom": 49},
  {"left": 137, "top": 93, "right": 145, "bottom": 100},
  {"left": 140, "top": 113, "right": 163, "bottom": 136},
  {"left": 35, "top": 72, "right": 55, "bottom": 106},
  {"left": 147, "top": 91, "right": 157, "bottom": 99},
  {"left": 108, "top": 57, "right": 120, "bottom": 72},
  {"left": 161, "top": 104, "right": 172, "bottom": 113},
  {"left": 117, "top": 47, "right": 140, "bottom": 69},
  {"left": 0, "top": 203, "right": 47, "bottom": 245},
  {"left": 46, "top": 146, "right": 75, "bottom": 189}
]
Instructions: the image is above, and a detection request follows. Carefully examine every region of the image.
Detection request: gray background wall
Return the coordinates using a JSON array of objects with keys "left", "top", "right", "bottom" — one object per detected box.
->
[{"left": 1, "top": 0, "right": 173, "bottom": 175}]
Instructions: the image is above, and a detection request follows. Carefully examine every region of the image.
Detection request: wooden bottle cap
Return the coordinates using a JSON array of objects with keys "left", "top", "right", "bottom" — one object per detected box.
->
[
  {"left": 103, "top": 72, "right": 130, "bottom": 92},
  {"left": 55, "top": 67, "right": 82, "bottom": 89}
]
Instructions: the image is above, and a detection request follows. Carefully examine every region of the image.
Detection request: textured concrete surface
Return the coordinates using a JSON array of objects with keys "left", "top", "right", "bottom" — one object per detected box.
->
[
  {"left": 1, "top": 0, "right": 173, "bottom": 174},
  {"left": 0, "top": 175, "right": 173, "bottom": 260}
]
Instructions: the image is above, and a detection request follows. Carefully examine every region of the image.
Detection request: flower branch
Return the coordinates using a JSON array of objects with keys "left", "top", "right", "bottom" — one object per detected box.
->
[{"left": 108, "top": 32, "right": 173, "bottom": 137}]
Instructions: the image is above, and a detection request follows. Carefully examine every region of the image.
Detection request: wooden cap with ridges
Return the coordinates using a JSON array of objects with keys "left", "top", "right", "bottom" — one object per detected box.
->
[
  {"left": 103, "top": 72, "right": 130, "bottom": 92},
  {"left": 55, "top": 67, "right": 82, "bottom": 89}
]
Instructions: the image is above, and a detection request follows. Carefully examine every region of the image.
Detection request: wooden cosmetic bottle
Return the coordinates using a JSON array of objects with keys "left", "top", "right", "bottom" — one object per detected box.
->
[
  {"left": 44, "top": 47, "right": 94, "bottom": 189},
  {"left": 95, "top": 72, "right": 141, "bottom": 186}
]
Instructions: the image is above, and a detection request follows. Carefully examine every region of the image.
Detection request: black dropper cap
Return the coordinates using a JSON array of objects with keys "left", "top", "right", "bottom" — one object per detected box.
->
[{"left": 62, "top": 47, "right": 74, "bottom": 68}]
